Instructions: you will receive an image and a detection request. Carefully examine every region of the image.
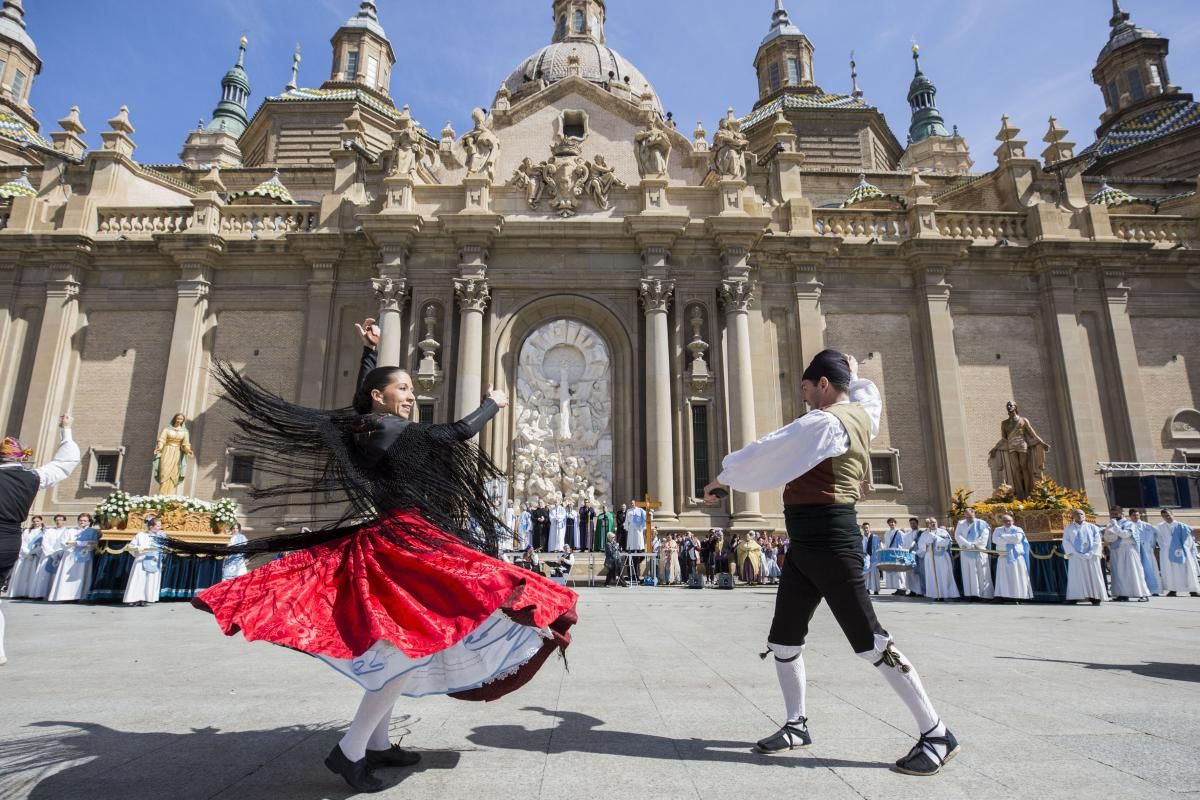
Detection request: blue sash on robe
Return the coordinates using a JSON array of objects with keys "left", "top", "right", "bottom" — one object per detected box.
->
[
  {"left": 1169, "top": 523, "right": 1192, "bottom": 565},
  {"left": 1073, "top": 526, "right": 1096, "bottom": 557},
  {"left": 26, "top": 531, "right": 43, "bottom": 555},
  {"left": 73, "top": 528, "right": 101, "bottom": 564},
  {"left": 141, "top": 550, "right": 162, "bottom": 574},
  {"left": 1132, "top": 523, "right": 1161, "bottom": 594},
  {"left": 963, "top": 520, "right": 987, "bottom": 547},
  {"left": 1003, "top": 529, "right": 1031, "bottom": 570}
]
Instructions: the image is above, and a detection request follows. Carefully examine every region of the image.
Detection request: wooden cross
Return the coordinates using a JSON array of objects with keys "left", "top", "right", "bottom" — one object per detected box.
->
[{"left": 634, "top": 494, "right": 662, "bottom": 552}]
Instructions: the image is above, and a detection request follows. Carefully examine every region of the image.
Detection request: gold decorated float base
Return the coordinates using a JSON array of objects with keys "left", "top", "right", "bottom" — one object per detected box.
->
[
  {"left": 102, "top": 529, "right": 229, "bottom": 544},
  {"left": 108, "top": 509, "right": 222, "bottom": 534}
]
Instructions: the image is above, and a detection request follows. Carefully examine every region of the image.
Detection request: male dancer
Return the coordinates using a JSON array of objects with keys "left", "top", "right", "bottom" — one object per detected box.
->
[
  {"left": 0, "top": 415, "right": 80, "bottom": 665},
  {"left": 705, "top": 351, "right": 958, "bottom": 776}
]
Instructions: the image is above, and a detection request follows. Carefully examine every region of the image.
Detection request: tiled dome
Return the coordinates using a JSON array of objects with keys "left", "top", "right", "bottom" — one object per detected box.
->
[{"left": 504, "top": 41, "right": 663, "bottom": 114}]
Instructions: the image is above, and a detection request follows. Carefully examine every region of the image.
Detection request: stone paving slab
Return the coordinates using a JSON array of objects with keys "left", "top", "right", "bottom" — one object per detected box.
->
[{"left": 1, "top": 588, "right": 1198, "bottom": 799}]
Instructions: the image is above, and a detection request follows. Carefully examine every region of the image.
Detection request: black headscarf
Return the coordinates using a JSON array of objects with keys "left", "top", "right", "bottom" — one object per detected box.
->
[{"left": 802, "top": 349, "right": 852, "bottom": 387}]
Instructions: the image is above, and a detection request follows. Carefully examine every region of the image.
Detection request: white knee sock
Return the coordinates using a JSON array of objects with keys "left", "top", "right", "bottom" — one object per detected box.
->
[
  {"left": 367, "top": 702, "right": 396, "bottom": 751},
  {"left": 857, "top": 635, "right": 939, "bottom": 733},
  {"left": 0, "top": 601, "right": 7, "bottom": 661},
  {"left": 340, "top": 684, "right": 405, "bottom": 761},
  {"left": 769, "top": 643, "right": 806, "bottom": 723}
]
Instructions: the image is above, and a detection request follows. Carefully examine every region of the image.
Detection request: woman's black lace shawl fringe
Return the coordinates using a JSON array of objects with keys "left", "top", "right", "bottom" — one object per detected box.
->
[{"left": 164, "top": 363, "right": 505, "bottom": 557}]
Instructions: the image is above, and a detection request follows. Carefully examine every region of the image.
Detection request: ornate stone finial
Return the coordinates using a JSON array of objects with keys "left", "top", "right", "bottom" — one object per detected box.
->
[
  {"left": 237, "top": 35, "right": 248, "bottom": 67},
  {"left": 342, "top": 104, "right": 365, "bottom": 136},
  {"left": 1110, "top": 0, "right": 1131, "bottom": 28},
  {"left": 1041, "top": 116, "right": 1075, "bottom": 165},
  {"left": 693, "top": 120, "right": 708, "bottom": 151},
  {"left": 687, "top": 305, "right": 711, "bottom": 389},
  {"left": 198, "top": 165, "right": 227, "bottom": 194},
  {"left": 441, "top": 120, "right": 456, "bottom": 141},
  {"left": 286, "top": 43, "right": 301, "bottom": 91},
  {"left": 416, "top": 303, "right": 444, "bottom": 390},
  {"left": 358, "top": 0, "right": 379, "bottom": 21},
  {"left": 108, "top": 105, "right": 134, "bottom": 135},
  {"left": 850, "top": 51, "right": 863, "bottom": 99},
  {"left": 994, "top": 114, "right": 1029, "bottom": 162},
  {"left": 57, "top": 105, "right": 85, "bottom": 135},
  {"left": 567, "top": 49, "right": 582, "bottom": 77}
]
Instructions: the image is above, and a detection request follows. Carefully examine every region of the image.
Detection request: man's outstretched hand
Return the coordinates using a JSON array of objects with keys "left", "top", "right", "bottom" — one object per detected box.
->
[{"left": 702, "top": 480, "right": 728, "bottom": 505}]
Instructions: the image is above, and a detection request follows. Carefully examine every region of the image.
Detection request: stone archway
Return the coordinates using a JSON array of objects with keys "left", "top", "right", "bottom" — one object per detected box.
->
[
  {"left": 487, "top": 293, "right": 638, "bottom": 510},
  {"left": 512, "top": 319, "right": 613, "bottom": 506}
]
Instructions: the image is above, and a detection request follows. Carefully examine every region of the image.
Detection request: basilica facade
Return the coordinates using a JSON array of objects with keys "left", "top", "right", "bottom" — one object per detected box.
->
[{"left": 1, "top": 0, "right": 1199, "bottom": 531}]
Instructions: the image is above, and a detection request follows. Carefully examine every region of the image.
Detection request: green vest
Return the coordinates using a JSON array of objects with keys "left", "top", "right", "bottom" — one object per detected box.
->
[{"left": 782, "top": 402, "right": 872, "bottom": 506}]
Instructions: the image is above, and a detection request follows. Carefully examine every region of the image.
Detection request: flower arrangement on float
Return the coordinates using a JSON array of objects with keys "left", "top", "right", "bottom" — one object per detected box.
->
[
  {"left": 950, "top": 477, "right": 1094, "bottom": 538},
  {"left": 95, "top": 490, "right": 240, "bottom": 534}
]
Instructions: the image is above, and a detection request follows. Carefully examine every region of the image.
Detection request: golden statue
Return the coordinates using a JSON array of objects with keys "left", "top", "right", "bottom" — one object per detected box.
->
[
  {"left": 988, "top": 401, "right": 1050, "bottom": 500},
  {"left": 154, "top": 413, "right": 193, "bottom": 495}
]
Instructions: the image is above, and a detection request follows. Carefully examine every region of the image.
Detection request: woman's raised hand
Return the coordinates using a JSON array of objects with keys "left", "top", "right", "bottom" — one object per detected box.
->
[
  {"left": 355, "top": 317, "right": 381, "bottom": 349},
  {"left": 486, "top": 387, "right": 509, "bottom": 409}
]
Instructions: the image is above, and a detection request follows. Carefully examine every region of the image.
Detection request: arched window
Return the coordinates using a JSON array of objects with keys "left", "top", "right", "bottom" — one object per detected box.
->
[
  {"left": 557, "top": 14, "right": 567, "bottom": 38},
  {"left": 574, "top": 9, "right": 585, "bottom": 33}
]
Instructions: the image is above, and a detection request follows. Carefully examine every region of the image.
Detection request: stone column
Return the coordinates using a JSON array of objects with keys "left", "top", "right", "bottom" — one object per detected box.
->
[
  {"left": 453, "top": 277, "right": 490, "bottom": 420},
  {"left": 793, "top": 261, "right": 826, "bottom": 371},
  {"left": 1101, "top": 269, "right": 1156, "bottom": 462},
  {"left": 0, "top": 261, "right": 16, "bottom": 431},
  {"left": 297, "top": 260, "right": 337, "bottom": 407},
  {"left": 373, "top": 244, "right": 410, "bottom": 368},
  {"left": 720, "top": 278, "right": 764, "bottom": 525},
  {"left": 20, "top": 265, "right": 82, "bottom": 503},
  {"left": 912, "top": 262, "right": 972, "bottom": 504},
  {"left": 640, "top": 278, "right": 678, "bottom": 522},
  {"left": 1040, "top": 265, "right": 1107, "bottom": 503}
]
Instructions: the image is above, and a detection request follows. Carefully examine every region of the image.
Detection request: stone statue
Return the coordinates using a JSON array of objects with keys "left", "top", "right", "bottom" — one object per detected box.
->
[
  {"left": 510, "top": 148, "right": 624, "bottom": 217},
  {"left": 988, "top": 401, "right": 1051, "bottom": 499},
  {"left": 390, "top": 126, "right": 421, "bottom": 177},
  {"left": 712, "top": 116, "right": 749, "bottom": 180},
  {"left": 585, "top": 155, "right": 624, "bottom": 210},
  {"left": 554, "top": 364, "right": 573, "bottom": 441},
  {"left": 511, "top": 157, "right": 546, "bottom": 207},
  {"left": 634, "top": 121, "right": 671, "bottom": 179},
  {"left": 461, "top": 108, "right": 500, "bottom": 181},
  {"left": 154, "top": 413, "right": 193, "bottom": 496}
]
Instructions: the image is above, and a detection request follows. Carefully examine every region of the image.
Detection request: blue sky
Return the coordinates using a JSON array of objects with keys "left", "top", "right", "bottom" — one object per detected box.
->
[{"left": 27, "top": 0, "right": 1200, "bottom": 167}]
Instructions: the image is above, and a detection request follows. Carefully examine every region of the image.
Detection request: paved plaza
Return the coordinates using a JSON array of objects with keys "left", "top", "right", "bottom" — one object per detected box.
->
[{"left": 1, "top": 589, "right": 1198, "bottom": 799}]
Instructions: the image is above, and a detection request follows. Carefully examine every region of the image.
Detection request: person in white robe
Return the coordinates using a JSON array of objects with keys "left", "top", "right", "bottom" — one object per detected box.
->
[
  {"left": 953, "top": 509, "right": 994, "bottom": 601},
  {"left": 1104, "top": 508, "right": 1150, "bottom": 601},
  {"left": 861, "top": 522, "right": 881, "bottom": 595},
  {"left": 1156, "top": 509, "right": 1200, "bottom": 597},
  {"left": 917, "top": 519, "right": 958, "bottom": 601},
  {"left": 29, "top": 515, "right": 69, "bottom": 599},
  {"left": 879, "top": 518, "right": 910, "bottom": 595},
  {"left": 624, "top": 502, "right": 647, "bottom": 552},
  {"left": 47, "top": 513, "right": 101, "bottom": 602},
  {"left": 1128, "top": 509, "right": 1162, "bottom": 596},
  {"left": 500, "top": 500, "right": 518, "bottom": 550},
  {"left": 3, "top": 515, "right": 44, "bottom": 598},
  {"left": 123, "top": 517, "right": 163, "bottom": 606},
  {"left": 548, "top": 501, "right": 567, "bottom": 552},
  {"left": 517, "top": 504, "right": 532, "bottom": 551},
  {"left": 1063, "top": 510, "right": 1107, "bottom": 604},
  {"left": 990, "top": 514, "right": 1032, "bottom": 602},
  {"left": 905, "top": 517, "right": 925, "bottom": 596},
  {"left": 222, "top": 523, "right": 248, "bottom": 581},
  {"left": 0, "top": 417, "right": 80, "bottom": 666}
]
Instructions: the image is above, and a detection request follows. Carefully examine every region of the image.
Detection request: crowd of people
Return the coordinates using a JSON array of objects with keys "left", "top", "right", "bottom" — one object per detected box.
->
[
  {"left": 859, "top": 507, "right": 1200, "bottom": 604},
  {"left": 3, "top": 515, "right": 249, "bottom": 607}
]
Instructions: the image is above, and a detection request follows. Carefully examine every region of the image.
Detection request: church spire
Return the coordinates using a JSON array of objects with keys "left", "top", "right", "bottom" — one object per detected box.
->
[
  {"left": 1110, "top": 0, "right": 1131, "bottom": 29},
  {"left": 551, "top": 1, "right": 607, "bottom": 46},
  {"left": 0, "top": 0, "right": 41, "bottom": 127},
  {"left": 753, "top": 0, "right": 816, "bottom": 104},
  {"left": 206, "top": 36, "right": 252, "bottom": 137},
  {"left": 326, "top": 0, "right": 395, "bottom": 96},
  {"left": 907, "top": 43, "right": 949, "bottom": 143}
]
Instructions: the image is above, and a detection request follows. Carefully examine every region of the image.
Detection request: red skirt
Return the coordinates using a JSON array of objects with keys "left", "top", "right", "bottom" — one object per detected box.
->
[{"left": 194, "top": 508, "right": 577, "bottom": 701}]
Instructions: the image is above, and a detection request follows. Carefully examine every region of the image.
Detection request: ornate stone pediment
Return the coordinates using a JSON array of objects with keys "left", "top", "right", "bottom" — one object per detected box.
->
[{"left": 509, "top": 137, "right": 626, "bottom": 218}]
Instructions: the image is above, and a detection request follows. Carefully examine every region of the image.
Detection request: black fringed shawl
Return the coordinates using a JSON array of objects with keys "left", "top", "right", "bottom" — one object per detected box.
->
[{"left": 166, "top": 359, "right": 505, "bottom": 556}]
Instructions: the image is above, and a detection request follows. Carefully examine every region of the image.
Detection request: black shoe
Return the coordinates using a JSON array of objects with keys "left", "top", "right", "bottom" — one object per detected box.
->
[
  {"left": 1090, "top": 599, "right": 1101, "bottom": 606},
  {"left": 1167, "top": 591, "right": 1177, "bottom": 597},
  {"left": 325, "top": 744, "right": 384, "bottom": 793},
  {"left": 755, "top": 718, "right": 812, "bottom": 753},
  {"left": 366, "top": 743, "right": 422, "bottom": 769},
  {"left": 1191, "top": 592, "right": 1200, "bottom": 597},
  {"left": 894, "top": 724, "right": 960, "bottom": 776},
  {"left": 1115, "top": 596, "right": 1129, "bottom": 602}
]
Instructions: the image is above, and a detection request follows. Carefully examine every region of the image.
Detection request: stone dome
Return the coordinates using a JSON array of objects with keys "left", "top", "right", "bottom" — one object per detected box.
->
[{"left": 504, "top": 41, "right": 663, "bottom": 114}]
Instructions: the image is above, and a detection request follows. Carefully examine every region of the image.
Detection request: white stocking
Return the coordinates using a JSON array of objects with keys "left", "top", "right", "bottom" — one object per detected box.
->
[
  {"left": 367, "top": 702, "right": 396, "bottom": 751},
  {"left": 340, "top": 683, "right": 406, "bottom": 761},
  {"left": 769, "top": 643, "right": 806, "bottom": 723},
  {"left": 858, "top": 634, "right": 946, "bottom": 753}
]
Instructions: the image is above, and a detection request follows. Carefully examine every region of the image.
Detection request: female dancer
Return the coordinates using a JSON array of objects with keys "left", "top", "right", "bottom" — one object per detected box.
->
[{"left": 168, "top": 320, "right": 578, "bottom": 793}]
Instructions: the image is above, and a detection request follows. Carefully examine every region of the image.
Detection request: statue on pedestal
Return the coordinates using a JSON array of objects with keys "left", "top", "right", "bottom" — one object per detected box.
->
[
  {"left": 154, "top": 413, "right": 193, "bottom": 496},
  {"left": 462, "top": 108, "right": 500, "bottom": 181},
  {"left": 988, "top": 401, "right": 1050, "bottom": 499}
]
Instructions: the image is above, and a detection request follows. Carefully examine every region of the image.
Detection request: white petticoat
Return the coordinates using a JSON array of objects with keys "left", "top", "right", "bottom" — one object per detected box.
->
[{"left": 316, "top": 608, "right": 550, "bottom": 695}]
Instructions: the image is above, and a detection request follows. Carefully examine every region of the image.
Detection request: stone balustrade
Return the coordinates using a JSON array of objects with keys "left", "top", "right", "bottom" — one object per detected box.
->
[
  {"left": 936, "top": 212, "right": 1027, "bottom": 243},
  {"left": 1110, "top": 214, "right": 1195, "bottom": 247},
  {"left": 813, "top": 209, "right": 909, "bottom": 242},
  {"left": 218, "top": 207, "right": 318, "bottom": 236},
  {"left": 96, "top": 207, "right": 193, "bottom": 236}
]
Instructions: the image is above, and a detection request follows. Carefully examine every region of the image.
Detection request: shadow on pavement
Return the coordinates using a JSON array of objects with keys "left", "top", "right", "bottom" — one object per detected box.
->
[
  {"left": 468, "top": 707, "right": 891, "bottom": 770},
  {"left": 0, "top": 720, "right": 458, "bottom": 799},
  {"left": 995, "top": 656, "right": 1200, "bottom": 683}
]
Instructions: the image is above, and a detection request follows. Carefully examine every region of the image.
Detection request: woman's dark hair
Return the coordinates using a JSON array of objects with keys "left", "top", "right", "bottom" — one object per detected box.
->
[
  {"left": 171, "top": 413, "right": 186, "bottom": 426},
  {"left": 353, "top": 367, "right": 409, "bottom": 414}
]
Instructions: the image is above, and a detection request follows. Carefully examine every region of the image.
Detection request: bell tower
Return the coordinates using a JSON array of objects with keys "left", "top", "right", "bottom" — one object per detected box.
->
[
  {"left": 325, "top": 1, "right": 395, "bottom": 99},
  {"left": 752, "top": 1, "right": 817, "bottom": 107},
  {"left": 551, "top": 0, "right": 606, "bottom": 46}
]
